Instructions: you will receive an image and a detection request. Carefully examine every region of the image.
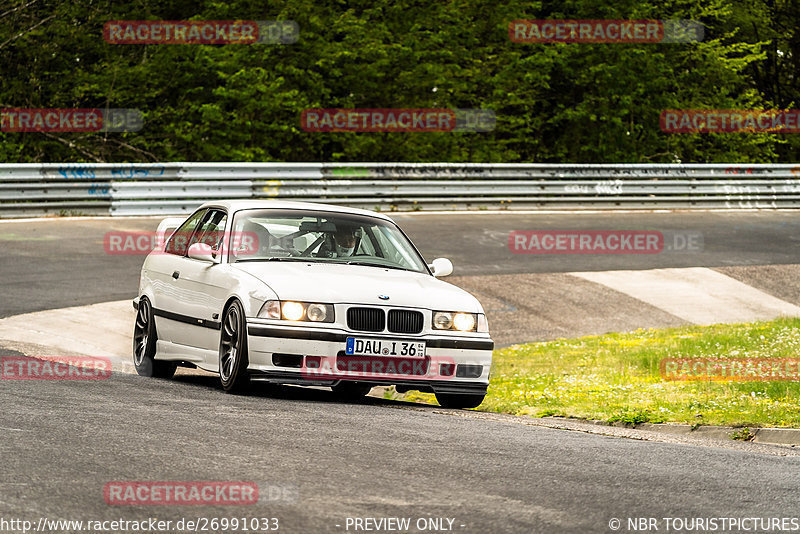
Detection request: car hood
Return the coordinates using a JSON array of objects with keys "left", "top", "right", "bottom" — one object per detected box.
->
[{"left": 233, "top": 261, "right": 483, "bottom": 312}]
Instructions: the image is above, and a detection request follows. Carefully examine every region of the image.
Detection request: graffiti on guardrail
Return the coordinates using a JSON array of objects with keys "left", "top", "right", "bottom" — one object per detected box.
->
[
  {"left": 725, "top": 167, "right": 755, "bottom": 175},
  {"left": 6, "top": 164, "right": 800, "bottom": 217},
  {"left": 328, "top": 168, "right": 371, "bottom": 178},
  {"left": 725, "top": 200, "right": 778, "bottom": 209},
  {"left": 595, "top": 180, "right": 624, "bottom": 194},
  {"left": 58, "top": 165, "right": 96, "bottom": 179},
  {"left": 110, "top": 165, "right": 166, "bottom": 179},
  {"left": 715, "top": 182, "right": 779, "bottom": 208},
  {"left": 564, "top": 180, "right": 624, "bottom": 194},
  {"left": 54, "top": 165, "right": 167, "bottom": 180},
  {"left": 335, "top": 166, "right": 496, "bottom": 178},
  {"left": 780, "top": 182, "right": 800, "bottom": 192},
  {"left": 88, "top": 184, "right": 110, "bottom": 195},
  {"left": 722, "top": 166, "right": 800, "bottom": 177},
  {"left": 550, "top": 167, "right": 692, "bottom": 179}
]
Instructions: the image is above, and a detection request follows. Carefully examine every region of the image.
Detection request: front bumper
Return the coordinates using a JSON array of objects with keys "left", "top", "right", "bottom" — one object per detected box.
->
[{"left": 245, "top": 323, "right": 493, "bottom": 395}]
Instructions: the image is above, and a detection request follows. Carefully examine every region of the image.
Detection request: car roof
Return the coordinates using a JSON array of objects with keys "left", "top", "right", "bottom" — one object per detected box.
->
[{"left": 196, "top": 199, "right": 394, "bottom": 221}]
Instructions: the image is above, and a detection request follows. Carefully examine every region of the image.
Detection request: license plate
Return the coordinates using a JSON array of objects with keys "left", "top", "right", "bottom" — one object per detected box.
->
[{"left": 345, "top": 337, "right": 426, "bottom": 358}]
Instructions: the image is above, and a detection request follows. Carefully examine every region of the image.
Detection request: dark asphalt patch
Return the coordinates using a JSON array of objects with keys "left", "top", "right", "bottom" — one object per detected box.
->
[
  {"left": 450, "top": 273, "right": 686, "bottom": 346},
  {"left": 714, "top": 264, "right": 800, "bottom": 307}
]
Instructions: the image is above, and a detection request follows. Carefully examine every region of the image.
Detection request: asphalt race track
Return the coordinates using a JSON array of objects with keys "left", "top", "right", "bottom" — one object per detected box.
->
[
  {"left": 2, "top": 372, "right": 800, "bottom": 533},
  {"left": 2, "top": 211, "right": 800, "bottom": 533},
  {"left": 4, "top": 211, "right": 800, "bottom": 342}
]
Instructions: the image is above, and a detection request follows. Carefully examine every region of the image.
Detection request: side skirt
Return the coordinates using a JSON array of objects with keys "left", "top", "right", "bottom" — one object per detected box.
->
[{"left": 155, "top": 339, "right": 218, "bottom": 372}]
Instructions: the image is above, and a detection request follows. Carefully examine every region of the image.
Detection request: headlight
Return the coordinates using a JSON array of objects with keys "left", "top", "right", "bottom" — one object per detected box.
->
[
  {"left": 477, "top": 313, "right": 489, "bottom": 333},
  {"left": 306, "top": 303, "right": 328, "bottom": 322},
  {"left": 453, "top": 312, "right": 476, "bottom": 332},
  {"left": 433, "top": 312, "right": 453, "bottom": 330},
  {"left": 433, "top": 311, "right": 478, "bottom": 332},
  {"left": 282, "top": 301, "right": 305, "bottom": 321},
  {"left": 257, "top": 300, "right": 334, "bottom": 323},
  {"left": 260, "top": 300, "right": 281, "bottom": 319}
]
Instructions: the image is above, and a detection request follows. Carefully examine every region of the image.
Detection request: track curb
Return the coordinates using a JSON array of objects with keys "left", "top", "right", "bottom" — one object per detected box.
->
[{"left": 562, "top": 417, "right": 800, "bottom": 446}]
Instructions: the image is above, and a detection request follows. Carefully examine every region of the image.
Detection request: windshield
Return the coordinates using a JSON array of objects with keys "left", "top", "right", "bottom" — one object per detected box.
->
[{"left": 229, "top": 209, "right": 429, "bottom": 273}]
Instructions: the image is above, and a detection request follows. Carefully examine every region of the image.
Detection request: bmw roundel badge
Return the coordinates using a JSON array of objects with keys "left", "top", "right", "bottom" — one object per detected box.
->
[{"left": 378, "top": 294, "right": 390, "bottom": 300}]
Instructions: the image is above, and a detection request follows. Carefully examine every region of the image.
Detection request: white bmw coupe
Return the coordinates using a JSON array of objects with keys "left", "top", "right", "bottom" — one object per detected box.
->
[{"left": 133, "top": 200, "right": 493, "bottom": 408}]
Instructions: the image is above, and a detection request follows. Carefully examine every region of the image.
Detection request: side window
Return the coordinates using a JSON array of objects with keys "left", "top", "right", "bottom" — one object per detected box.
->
[
  {"left": 165, "top": 209, "right": 207, "bottom": 256},
  {"left": 190, "top": 210, "right": 228, "bottom": 254}
]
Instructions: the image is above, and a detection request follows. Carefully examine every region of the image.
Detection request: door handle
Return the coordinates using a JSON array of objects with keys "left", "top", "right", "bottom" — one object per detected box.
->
[{"left": 172, "top": 271, "right": 180, "bottom": 280}]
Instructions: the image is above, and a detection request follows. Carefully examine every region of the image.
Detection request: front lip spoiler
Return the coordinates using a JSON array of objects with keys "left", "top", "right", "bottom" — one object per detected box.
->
[
  {"left": 247, "top": 370, "right": 488, "bottom": 395},
  {"left": 246, "top": 324, "right": 494, "bottom": 351}
]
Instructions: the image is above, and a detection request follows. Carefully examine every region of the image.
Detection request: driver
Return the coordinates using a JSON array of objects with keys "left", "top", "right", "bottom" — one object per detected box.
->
[{"left": 332, "top": 226, "right": 358, "bottom": 257}]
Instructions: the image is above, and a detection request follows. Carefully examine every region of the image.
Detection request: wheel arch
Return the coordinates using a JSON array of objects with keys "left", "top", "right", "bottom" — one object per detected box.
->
[
  {"left": 222, "top": 295, "right": 245, "bottom": 317},
  {"left": 136, "top": 290, "right": 160, "bottom": 338}
]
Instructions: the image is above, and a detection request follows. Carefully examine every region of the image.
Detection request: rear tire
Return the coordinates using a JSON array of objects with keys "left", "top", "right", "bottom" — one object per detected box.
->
[
  {"left": 331, "top": 381, "right": 372, "bottom": 400},
  {"left": 219, "top": 300, "right": 251, "bottom": 394},
  {"left": 435, "top": 393, "right": 485, "bottom": 409},
  {"left": 133, "top": 297, "right": 177, "bottom": 379}
]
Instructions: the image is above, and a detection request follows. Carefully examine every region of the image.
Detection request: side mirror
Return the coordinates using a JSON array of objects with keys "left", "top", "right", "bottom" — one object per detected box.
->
[
  {"left": 429, "top": 257, "right": 453, "bottom": 277},
  {"left": 187, "top": 242, "right": 217, "bottom": 263}
]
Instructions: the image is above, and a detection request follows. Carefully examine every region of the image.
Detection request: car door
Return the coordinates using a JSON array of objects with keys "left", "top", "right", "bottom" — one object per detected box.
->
[
  {"left": 153, "top": 209, "right": 230, "bottom": 355},
  {"left": 172, "top": 209, "right": 233, "bottom": 361},
  {"left": 148, "top": 208, "right": 207, "bottom": 344}
]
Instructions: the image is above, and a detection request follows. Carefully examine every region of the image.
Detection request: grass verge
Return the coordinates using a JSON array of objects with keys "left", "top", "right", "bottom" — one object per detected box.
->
[{"left": 388, "top": 318, "right": 800, "bottom": 428}]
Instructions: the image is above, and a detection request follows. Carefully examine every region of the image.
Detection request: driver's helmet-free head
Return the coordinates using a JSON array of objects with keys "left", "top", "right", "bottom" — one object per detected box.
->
[{"left": 333, "top": 226, "right": 358, "bottom": 257}]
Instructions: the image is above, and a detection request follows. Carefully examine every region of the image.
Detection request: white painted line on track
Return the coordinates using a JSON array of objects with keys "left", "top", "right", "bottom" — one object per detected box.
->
[{"left": 573, "top": 267, "right": 800, "bottom": 325}]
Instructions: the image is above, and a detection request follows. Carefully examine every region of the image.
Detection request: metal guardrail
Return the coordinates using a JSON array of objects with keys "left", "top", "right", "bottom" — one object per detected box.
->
[{"left": 2, "top": 163, "right": 800, "bottom": 217}]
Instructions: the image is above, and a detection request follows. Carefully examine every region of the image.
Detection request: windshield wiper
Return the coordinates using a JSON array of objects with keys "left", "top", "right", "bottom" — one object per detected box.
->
[
  {"left": 235, "top": 256, "right": 311, "bottom": 263},
  {"left": 343, "top": 260, "right": 414, "bottom": 272}
]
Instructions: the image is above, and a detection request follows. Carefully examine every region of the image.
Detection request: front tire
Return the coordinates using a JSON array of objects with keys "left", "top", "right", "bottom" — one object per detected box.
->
[
  {"left": 219, "top": 300, "right": 250, "bottom": 393},
  {"left": 133, "top": 297, "right": 177, "bottom": 379},
  {"left": 435, "top": 393, "right": 485, "bottom": 409}
]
